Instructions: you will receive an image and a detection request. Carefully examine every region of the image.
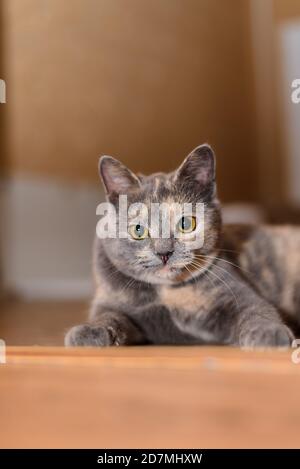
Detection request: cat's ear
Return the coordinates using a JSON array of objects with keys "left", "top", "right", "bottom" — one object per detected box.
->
[
  {"left": 99, "top": 156, "right": 141, "bottom": 201},
  {"left": 175, "top": 144, "right": 216, "bottom": 197}
]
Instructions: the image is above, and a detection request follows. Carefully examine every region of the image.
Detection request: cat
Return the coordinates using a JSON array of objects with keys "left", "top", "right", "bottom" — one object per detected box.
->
[{"left": 65, "top": 144, "right": 297, "bottom": 347}]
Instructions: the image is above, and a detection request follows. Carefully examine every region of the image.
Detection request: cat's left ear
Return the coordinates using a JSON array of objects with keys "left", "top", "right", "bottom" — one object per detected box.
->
[
  {"left": 99, "top": 156, "right": 141, "bottom": 202},
  {"left": 175, "top": 144, "right": 216, "bottom": 197}
]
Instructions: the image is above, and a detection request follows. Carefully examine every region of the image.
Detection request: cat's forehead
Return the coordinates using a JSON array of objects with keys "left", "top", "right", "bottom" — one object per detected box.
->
[
  {"left": 138, "top": 172, "right": 173, "bottom": 189},
  {"left": 135, "top": 171, "right": 181, "bottom": 204}
]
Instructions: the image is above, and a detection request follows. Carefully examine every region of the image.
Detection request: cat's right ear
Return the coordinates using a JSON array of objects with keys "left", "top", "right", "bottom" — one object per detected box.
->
[
  {"left": 99, "top": 156, "right": 141, "bottom": 202},
  {"left": 175, "top": 144, "right": 216, "bottom": 199}
]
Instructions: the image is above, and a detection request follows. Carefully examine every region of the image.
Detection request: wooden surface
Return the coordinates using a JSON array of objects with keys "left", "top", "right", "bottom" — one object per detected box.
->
[
  {"left": 0, "top": 300, "right": 87, "bottom": 346},
  {"left": 1, "top": 346, "right": 300, "bottom": 449}
]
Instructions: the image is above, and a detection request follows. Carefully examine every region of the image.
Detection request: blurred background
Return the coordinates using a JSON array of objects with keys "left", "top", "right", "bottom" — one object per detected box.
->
[{"left": 0, "top": 0, "right": 300, "bottom": 344}]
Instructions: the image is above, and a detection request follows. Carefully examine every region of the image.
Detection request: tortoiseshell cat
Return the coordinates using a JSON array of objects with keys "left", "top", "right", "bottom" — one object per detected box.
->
[{"left": 65, "top": 144, "right": 298, "bottom": 347}]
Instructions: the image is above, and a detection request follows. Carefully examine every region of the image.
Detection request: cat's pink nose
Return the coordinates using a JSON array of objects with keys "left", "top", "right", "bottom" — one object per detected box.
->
[{"left": 157, "top": 251, "right": 173, "bottom": 265}]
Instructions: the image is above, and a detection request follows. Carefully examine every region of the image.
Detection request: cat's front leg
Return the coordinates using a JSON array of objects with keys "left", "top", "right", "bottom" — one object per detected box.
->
[
  {"left": 189, "top": 265, "right": 295, "bottom": 347},
  {"left": 65, "top": 311, "right": 145, "bottom": 347},
  {"left": 205, "top": 268, "right": 295, "bottom": 347},
  {"left": 238, "top": 313, "right": 294, "bottom": 348},
  {"left": 236, "top": 296, "right": 294, "bottom": 348}
]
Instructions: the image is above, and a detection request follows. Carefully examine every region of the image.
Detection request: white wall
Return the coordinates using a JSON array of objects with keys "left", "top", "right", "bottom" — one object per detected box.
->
[
  {"left": 279, "top": 21, "right": 300, "bottom": 205},
  {"left": 1, "top": 176, "right": 103, "bottom": 299}
]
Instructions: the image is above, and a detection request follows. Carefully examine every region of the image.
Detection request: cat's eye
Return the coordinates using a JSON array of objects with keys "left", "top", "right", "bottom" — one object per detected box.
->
[
  {"left": 177, "top": 216, "right": 196, "bottom": 234},
  {"left": 129, "top": 224, "right": 149, "bottom": 240}
]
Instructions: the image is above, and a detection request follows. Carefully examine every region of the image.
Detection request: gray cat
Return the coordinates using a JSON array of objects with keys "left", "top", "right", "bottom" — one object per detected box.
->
[{"left": 65, "top": 144, "right": 297, "bottom": 347}]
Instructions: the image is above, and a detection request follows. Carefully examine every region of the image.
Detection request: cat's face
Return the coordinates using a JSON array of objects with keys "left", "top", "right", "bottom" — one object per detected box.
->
[{"left": 98, "top": 144, "right": 221, "bottom": 285}]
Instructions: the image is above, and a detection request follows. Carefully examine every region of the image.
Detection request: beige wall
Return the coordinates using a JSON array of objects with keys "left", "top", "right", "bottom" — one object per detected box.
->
[
  {"left": 0, "top": 6, "right": 6, "bottom": 176},
  {"left": 274, "top": 0, "right": 300, "bottom": 206},
  {"left": 2, "top": 0, "right": 258, "bottom": 202},
  {"left": 274, "top": 0, "right": 300, "bottom": 21}
]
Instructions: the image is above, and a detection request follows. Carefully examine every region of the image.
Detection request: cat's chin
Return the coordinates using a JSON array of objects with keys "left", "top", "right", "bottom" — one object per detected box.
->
[
  {"left": 144, "top": 265, "right": 203, "bottom": 286},
  {"left": 123, "top": 263, "right": 205, "bottom": 286},
  {"left": 155, "top": 265, "right": 181, "bottom": 282},
  {"left": 127, "top": 265, "right": 182, "bottom": 286}
]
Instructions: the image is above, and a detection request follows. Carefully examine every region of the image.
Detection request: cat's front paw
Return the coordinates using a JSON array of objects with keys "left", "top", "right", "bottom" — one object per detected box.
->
[
  {"left": 65, "top": 323, "right": 126, "bottom": 347},
  {"left": 239, "top": 323, "right": 294, "bottom": 348}
]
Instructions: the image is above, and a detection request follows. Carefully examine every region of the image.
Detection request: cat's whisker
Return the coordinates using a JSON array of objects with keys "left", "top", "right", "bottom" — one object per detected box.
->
[
  {"left": 183, "top": 264, "right": 208, "bottom": 287},
  {"left": 103, "top": 258, "right": 141, "bottom": 284},
  {"left": 188, "top": 263, "right": 215, "bottom": 289},
  {"left": 217, "top": 248, "right": 241, "bottom": 255},
  {"left": 103, "top": 266, "right": 123, "bottom": 282},
  {"left": 193, "top": 256, "right": 241, "bottom": 284},
  {"left": 189, "top": 260, "right": 240, "bottom": 310},
  {"left": 203, "top": 269, "right": 239, "bottom": 311},
  {"left": 120, "top": 276, "right": 138, "bottom": 294},
  {"left": 193, "top": 253, "right": 250, "bottom": 275},
  {"left": 184, "top": 264, "right": 197, "bottom": 285}
]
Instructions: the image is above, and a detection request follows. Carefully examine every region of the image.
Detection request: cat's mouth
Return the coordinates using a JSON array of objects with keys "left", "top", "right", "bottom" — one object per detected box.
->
[
  {"left": 155, "top": 264, "right": 180, "bottom": 278},
  {"left": 153, "top": 256, "right": 210, "bottom": 283},
  {"left": 142, "top": 253, "right": 212, "bottom": 284},
  {"left": 155, "top": 263, "right": 197, "bottom": 282}
]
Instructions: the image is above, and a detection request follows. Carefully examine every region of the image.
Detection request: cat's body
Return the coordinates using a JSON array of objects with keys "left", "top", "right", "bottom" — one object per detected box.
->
[{"left": 65, "top": 145, "right": 296, "bottom": 347}]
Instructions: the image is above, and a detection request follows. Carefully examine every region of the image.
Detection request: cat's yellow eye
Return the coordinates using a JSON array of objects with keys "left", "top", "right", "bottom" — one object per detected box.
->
[
  {"left": 129, "top": 224, "right": 149, "bottom": 240},
  {"left": 177, "top": 216, "right": 197, "bottom": 234}
]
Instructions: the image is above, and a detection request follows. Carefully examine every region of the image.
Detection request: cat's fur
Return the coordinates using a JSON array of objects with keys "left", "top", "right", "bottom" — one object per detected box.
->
[{"left": 65, "top": 144, "right": 297, "bottom": 347}]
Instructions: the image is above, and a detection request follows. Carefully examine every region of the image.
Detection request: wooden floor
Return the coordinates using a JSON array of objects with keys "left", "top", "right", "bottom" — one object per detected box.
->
[
  {"left": 0, "top": 299, "right": 87, "bottom": 345},
  {"left": 0, "top": 301, "right": 300, "bottom": 448}
]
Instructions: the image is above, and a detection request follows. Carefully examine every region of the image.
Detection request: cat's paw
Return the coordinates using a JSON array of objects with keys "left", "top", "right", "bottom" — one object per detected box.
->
[
  {"left": 239, "top": 323, "right": 294, "bottom": 348},
  {"left": 64, "top": 323, "right": 126, "bottom": 347}
]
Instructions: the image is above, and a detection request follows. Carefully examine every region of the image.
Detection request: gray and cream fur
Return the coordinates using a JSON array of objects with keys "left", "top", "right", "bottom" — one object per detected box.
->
[{"left": 65, "top": 144, "right": 297, "bottom": 347}]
